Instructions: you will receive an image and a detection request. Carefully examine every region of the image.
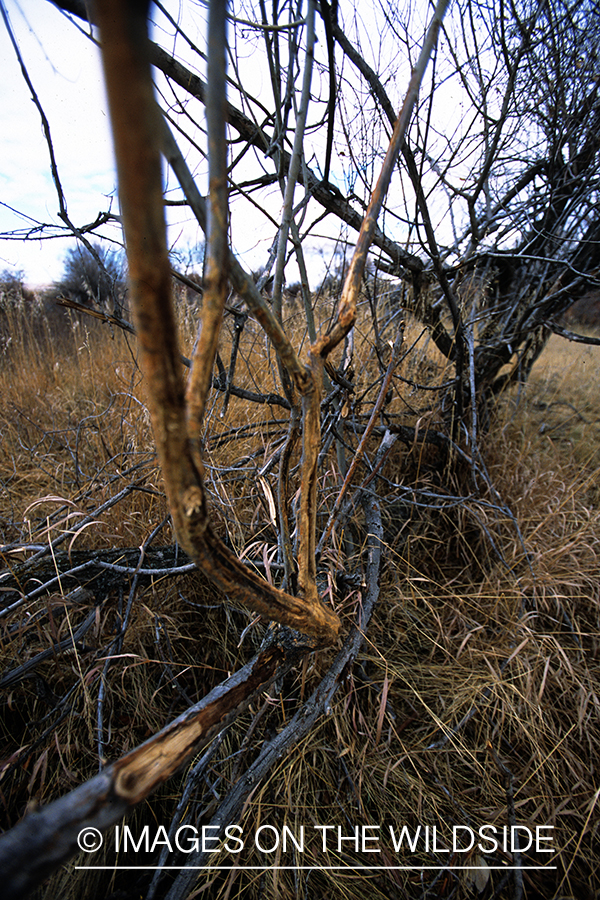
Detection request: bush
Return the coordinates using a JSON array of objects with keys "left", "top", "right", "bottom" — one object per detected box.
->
[
  {"left": 53, "top": 241, "right": 127, "bottom": 315},
  {"left": 0, "top": 268, "right": 34, "bottom": 310}
]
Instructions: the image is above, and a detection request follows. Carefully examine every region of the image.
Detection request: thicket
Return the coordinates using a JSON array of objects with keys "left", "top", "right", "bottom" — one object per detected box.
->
[
  {"left": 1, "top": 284, "right": 599, "bottom": 899},
  {"left": 1, "top": 0, "right": 600, "bottom": 898}
]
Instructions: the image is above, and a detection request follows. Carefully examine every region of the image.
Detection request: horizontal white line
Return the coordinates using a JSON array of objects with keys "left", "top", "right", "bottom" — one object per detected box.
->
[{"left": 75, "top": 865, "right": 556, "bottom": 871}]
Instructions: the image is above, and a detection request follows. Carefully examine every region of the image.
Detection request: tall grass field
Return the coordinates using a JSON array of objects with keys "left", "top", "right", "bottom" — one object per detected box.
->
[{"left": 1, "top": 294, "right": 599, "bottom": 900}]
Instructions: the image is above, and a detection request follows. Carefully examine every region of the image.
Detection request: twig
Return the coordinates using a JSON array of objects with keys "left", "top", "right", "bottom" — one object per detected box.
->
[
  {"left": 312, "top": 0, "right": 450, "bottom": 359},
  {"left": 145, "top": 732, "right": 228, "bottom": 900},
  {"left": 0, "top": 604, "right": 97, "bottom": 689},
  {"left": 159, "top": 121, "right": 311, "bottom": 394},
  {"left": 161, "top": 493, "right": 384, "bottom": 900},
  {"left": 547, "top": 320, "right": 600, "bottom": 345},
  {"left": 220, "top": 309, "right": 248, "bottom": 416},
  {"left": 0, "top": 483, "right": 146, "bottom": 614},
  {"left": 271, "top": 0, "right": 315, "bottom": 318},
  {"left": 317, "top": 322, "right": 404, "bottom": 554},
  {"left": 277, "top": 405, "right": 301, "bottom": 592},
  {"left": 185, "top": 0, "right": 229, "bottom": 455}
]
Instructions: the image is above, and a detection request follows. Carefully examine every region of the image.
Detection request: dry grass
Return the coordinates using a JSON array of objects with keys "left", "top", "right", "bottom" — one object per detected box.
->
[
  {"left": 1, "top": 298, "right": 599, "bottom": 899},
  {"left": 0, "top": 302, "right": 165, "bottom": 550}
]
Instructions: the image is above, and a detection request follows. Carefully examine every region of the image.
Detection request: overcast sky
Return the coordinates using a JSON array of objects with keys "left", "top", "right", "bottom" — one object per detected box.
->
[
  {"left": 0, "top": 0, "right": 325, "bottom": 289},
  {"left": 0, "top": 0, "right": 121, "bottom": 285},
  {"left": 0, "top": 0, "right": 452, "bottom": 290},
  {"left": 0, "top": 0, "right": 371, "bottom": 290}
]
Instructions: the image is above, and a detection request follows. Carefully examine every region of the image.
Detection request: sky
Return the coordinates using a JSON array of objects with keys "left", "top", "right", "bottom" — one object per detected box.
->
[
  {"left": 0, "top": 0, "right": 120, "bottom": 286},
  {"left": 0, "top": 0, "right": 333, "bottom": 289},
  {"left": 0, "top": 0, "right": 462, "bottom": 290},
  {"left": 0, "top": 0, "right": 402, "bottom": 291}
]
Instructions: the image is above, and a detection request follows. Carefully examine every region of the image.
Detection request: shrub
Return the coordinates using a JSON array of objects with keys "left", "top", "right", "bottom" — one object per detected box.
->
[
  {"left": 53, "top": 241, "right": 127, "bottom": 315},
  {"left": 0, "top": 268, "right": 34, "bottom": 310}
]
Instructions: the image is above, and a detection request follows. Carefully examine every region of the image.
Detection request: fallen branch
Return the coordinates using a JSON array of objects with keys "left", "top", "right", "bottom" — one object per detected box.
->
[
  {"left": 0, "top": 602, "right": 96, "bottom": 690},
  {"left": 0, "top": 640, "right": 302, "bottom": 900}
]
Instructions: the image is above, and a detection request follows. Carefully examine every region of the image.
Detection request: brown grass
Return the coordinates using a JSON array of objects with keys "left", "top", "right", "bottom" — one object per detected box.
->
[{"left": 1, "top": 299, "right": 599, "bottom": 899}]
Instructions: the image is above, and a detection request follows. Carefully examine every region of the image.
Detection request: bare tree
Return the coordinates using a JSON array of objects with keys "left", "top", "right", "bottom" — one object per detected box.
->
[
  {"left": 51, "top": 241, "right": 127, "bottom": 313},
  {"left": 0, "top": 0, "right": 598, "bottom": 897}
]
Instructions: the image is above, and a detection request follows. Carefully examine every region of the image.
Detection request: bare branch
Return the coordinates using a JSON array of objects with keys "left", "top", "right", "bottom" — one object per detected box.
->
[
  {"left": 0, "top": 643, "right": 298, "bottom": 900},
  {"left": 313, "top": 0, "right": 451, "bottom": 358},
  {"left": 185, "top": 0, "right": 230, "bottom": 458},
  {"left": 95, "top": 0, "right": 339, "bottom": 644}
]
